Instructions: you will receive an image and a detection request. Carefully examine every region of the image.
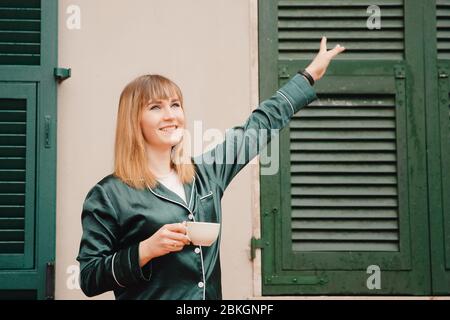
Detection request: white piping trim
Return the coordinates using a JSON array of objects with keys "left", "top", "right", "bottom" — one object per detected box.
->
[
  {"left": 111, "top": 252, "right": 125, "bottom": 288},
  {"left": 148, "top": 177, "right": 196, "bottom": 214},
  {"left": 277, "top": 90, "right": 295, "bottom": 117},
  {"left": 198, "top": 243, "right": 206, "bottom": 300},
  {"left": 188, "top": 179, "right": 195, "bottom": 208}
]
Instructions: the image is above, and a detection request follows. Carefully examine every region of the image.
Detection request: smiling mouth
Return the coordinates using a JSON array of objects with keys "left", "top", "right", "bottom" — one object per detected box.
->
[{"left": 159, "top": 125, "right": 178, "bottom": 132}]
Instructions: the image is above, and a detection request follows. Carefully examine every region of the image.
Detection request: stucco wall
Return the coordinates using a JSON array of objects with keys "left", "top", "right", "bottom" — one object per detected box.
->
[{"left": 56, "top": 0, "right": 257, "bottom": 299}]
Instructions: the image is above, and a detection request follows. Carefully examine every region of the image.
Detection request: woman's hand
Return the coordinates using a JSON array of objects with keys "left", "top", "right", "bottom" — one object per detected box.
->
[
  {"left": 139, "top": 222, "right": 191, "bottom": 267},
  {"left": 305, "top": 37, "right": 345, "bottom": 82}
]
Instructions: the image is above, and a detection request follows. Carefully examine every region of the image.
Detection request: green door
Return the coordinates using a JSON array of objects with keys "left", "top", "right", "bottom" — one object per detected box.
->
[
  {"left": 259, "top": 0, "right": 445, "bottom": 295},
  {"left": 0, "top": 0, "right": 58, "bottom": 299}
]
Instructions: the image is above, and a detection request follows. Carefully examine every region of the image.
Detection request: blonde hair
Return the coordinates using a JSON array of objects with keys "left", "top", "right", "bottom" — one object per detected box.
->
[{"left": 114, "top": 74, "right": 196, "bottom": 189}]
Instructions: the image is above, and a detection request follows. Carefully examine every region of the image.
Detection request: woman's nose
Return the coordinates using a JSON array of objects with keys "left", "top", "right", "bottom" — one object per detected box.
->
[{"left": 162, "top": 106, "right": 176, "bottom": 119}]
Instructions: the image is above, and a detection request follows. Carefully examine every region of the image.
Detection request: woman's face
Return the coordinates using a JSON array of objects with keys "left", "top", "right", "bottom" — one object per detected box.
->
[{"left": 140, "top": 96, "right": 185, "bottom": 150}]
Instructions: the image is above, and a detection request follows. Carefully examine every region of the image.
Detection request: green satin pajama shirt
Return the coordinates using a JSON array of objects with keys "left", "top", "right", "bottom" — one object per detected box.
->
[{"left": 76, "top": 74, "right": 317, "bottom": 300}]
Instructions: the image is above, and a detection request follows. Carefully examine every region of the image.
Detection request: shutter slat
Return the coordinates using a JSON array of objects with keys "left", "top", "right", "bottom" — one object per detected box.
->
[
  {"left": 278, "top": 9, "right": 403, "bottom": 18},
  {"left": 292, "top": 219, "right": 399, "bottom": 230},
  {"left": 279, "top": 30, "right": 403, "bottom": 40},
  {"left": 312, "top": 96, "right": 395, "bottom": 107},
  {"left": 292, "top": 208, "right": 398, "bottom": 219},
  {"left": 0, "top": 194, "right": 25, "bottom": 205},
  {"left": 0, "top": 134, "right": 26, "bottom": 145},
  {"left": 0, "top": 181, "right": 25, "bottom": 193},
  {"left": 0, "top": 230, "right": 24, "bottom": 241},
  {"left": 291, "top": 175, "right": 397, "bottom": 185},
  {"left": 290, "top": 141, "right": 396, "bottom": 151},
  {"left": 292, "top": 197, "right": 398, "bottom": 207},
  {"left": 280, "top": 40, "right": 403, "bottom": 51},
  {"left": 0, "top": 169, "right": 25, "bottom": 180},
  {"left": 278, "top": 0, "right": 403, "bottom": 7},
  {"left": 292, "top": 230, "right": 398, "bottom": 241},
  {"left": 0, "top": 157, "right": 25, "bottom": 169},
  {"left": 0, "top": 241, "right": 23, "bottom": 253},
  {"left": 291, "top": 152, "right": 397, "bottom": 162},
  {"left": 290, "top": 119, "right": 396, "bottom": 129},
  {"left": 292, "top": 186, "right": 397, "bottom": 196},
  {"left": 0, "top": 19, "right": 40, "bottom": 31},
  {"left": 0, "top": 122, "right": 26, "bottom": 134},
  {"left": 0, "top": 43, "right": 39, "bottom": 54},
  {"left": 290, "top": 130, "right": 396, "bottom": 140},
  {"left": 296, "top": 108, "right": 395, "bottom": 118},
  {"left": 0, "top": 205, "right": 25, "bottom": 218},
  {"left": 0, "top": 218, "right": 24, "bottom": 229},
  {"left": 293, "top": 242, "right": 398, "bottom": 251},
  {"left": 291, "top": 163, "right": 397, "bottom": 173}
]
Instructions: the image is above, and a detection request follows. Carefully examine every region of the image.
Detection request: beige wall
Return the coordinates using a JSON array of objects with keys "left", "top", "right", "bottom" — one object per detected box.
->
[{"left": 56, "top": 0, "right": 258, "bottom": 299}]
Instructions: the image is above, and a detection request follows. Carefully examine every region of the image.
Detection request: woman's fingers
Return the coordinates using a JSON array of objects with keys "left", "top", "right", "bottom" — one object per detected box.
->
[
  {"left": 165, "top": 222, "right": 187, "bottom": 234},
  {"left": 166, "top": 229, "right": 191, "bottom": 245},
  {"left": 319, "top": 36, "right": 328, "bottom": 54},
  {"left": 165, "top": 239, "right": 186, "bottom": 251},
  {"left": 319, "top": 36, "right": 346, "bottom": 58},
  {"left": 327, "top": 44, "right": 346, "bottom": 59}
]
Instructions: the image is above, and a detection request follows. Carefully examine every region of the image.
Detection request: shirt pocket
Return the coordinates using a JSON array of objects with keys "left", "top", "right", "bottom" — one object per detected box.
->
[{"left": 197, "top": 191, "right": 217, "bottom": 223}]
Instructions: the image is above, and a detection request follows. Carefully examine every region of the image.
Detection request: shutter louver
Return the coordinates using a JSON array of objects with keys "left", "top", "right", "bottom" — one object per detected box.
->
[
  {"left": 437, "top": 0, "right": 450, "bottom": 59},
  {"left": 278, "top": 0, "right": 404, "bottom": 60},
  {"left": 0, "top": 98, "right": 26, "bottom": 254},
  {"left": 0, "top": 0, "right": 41, "bottom": 65},
  {"left": 290, "top": 94, "right": 399, "bottom": 251}
]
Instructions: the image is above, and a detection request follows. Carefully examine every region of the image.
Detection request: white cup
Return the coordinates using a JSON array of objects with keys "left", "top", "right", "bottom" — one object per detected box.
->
[{"left": 186, "top": 222, "right": 220, "bottom": 246}]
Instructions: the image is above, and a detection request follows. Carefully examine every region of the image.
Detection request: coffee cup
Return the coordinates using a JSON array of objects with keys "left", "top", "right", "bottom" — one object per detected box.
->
[{"left": 186, "top": 222, "right": 220, "bottom": 246}]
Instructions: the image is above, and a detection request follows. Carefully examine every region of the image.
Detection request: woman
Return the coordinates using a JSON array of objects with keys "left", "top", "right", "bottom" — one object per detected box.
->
[{"left": 77, "top": 37, "right": 345, "bottom": 300}]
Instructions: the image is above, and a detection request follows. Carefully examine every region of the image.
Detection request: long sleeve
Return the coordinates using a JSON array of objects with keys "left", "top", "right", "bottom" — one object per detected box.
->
[
  {"left": 76, "top": 184, "right": 152, "bottom": 297},
  {"left": 195, "top": 74, "right": 317, "bottom": 192}
]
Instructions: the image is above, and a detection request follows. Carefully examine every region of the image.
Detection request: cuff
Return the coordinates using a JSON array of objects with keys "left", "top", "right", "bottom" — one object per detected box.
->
[
  {"left": 278, "top": 73, "right": 318, "bottom": 114},
  {"left": 112, "top": 243, "right": 152, "bottom": 288}
]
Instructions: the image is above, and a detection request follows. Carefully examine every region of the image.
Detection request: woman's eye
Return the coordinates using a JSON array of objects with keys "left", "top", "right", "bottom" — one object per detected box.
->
[
  {"left": 150, "top": 105, "right": 160, "bottom": 110},
  {"left": 171, "top": 103, "right": 180, "bottom": 108}
]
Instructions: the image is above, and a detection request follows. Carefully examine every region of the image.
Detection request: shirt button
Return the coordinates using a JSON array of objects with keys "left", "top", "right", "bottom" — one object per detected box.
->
[
  {"left": 188, "top": 214, "right": 194, "bottom": 220},
  {"left": 198, "top": 282, "right": 204, "bottom": 288},
  {"left": 194, "top": 247, "right": 201, "bottom": 254}
]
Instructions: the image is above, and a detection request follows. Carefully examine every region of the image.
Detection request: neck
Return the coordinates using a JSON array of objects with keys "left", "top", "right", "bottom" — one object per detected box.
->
[{"left": 145, "top": 144, "right": 173, "bottom": 177}]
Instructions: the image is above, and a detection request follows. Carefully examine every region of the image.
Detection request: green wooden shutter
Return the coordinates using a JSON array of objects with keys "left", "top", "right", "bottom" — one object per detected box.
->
[
  {"left": 260, "top": 0, "right": 431, "bottom": 295},
  {"left": 0, "top": 0, "right": 57, "bottom": 300},
  {"left": 427, "top": 0, "right": 450, "bottom": 295}
]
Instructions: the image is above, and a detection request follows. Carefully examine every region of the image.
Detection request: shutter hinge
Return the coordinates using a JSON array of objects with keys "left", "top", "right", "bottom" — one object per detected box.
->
[
  {"left": 250, "top": 237, "right": 266, "bottom": 260},
  {"left": 54, "top": 68, "right": 72, "bottom": 82},
  {"left": 45, "top": 262, "right": 55, "bottom": 300}
]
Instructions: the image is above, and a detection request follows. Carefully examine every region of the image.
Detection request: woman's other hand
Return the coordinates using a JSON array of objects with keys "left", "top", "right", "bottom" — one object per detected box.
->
[
  {"left": 139, "top": 222, "right": 191, "bottom": 267},
  {"left": 305, "top": 36, "right": 345, "bottom": 82}
]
